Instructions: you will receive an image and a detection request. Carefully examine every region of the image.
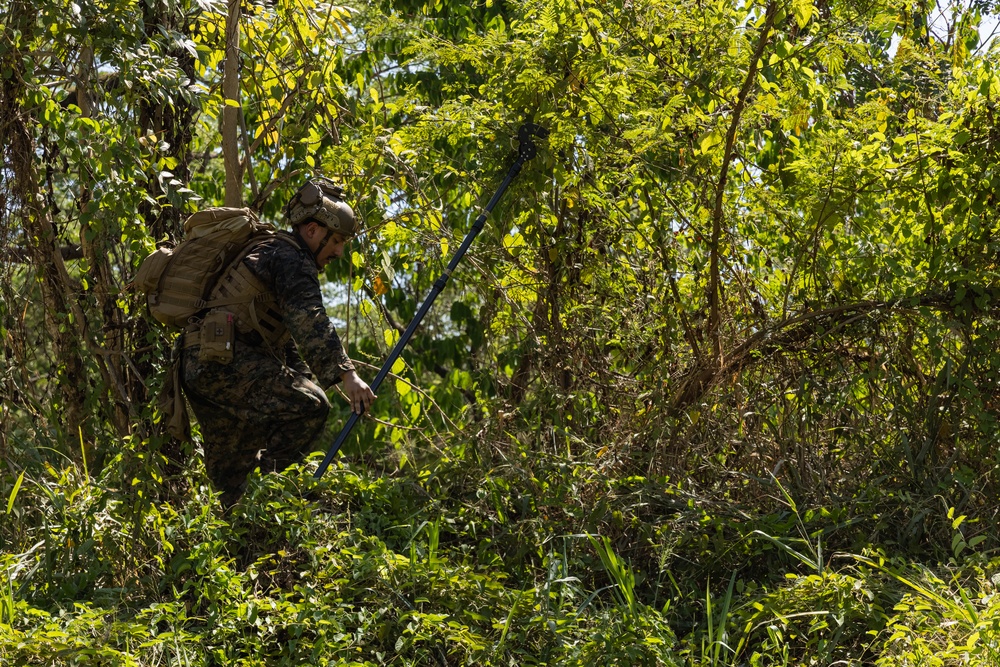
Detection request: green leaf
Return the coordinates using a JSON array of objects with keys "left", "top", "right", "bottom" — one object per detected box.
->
[{"left": 6, "top": 470, "right": 24, "bottom": 515}]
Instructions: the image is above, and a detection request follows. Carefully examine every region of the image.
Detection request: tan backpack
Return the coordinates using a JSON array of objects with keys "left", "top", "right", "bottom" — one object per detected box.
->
[{"left": 134, "top": 207, "right": 274, "bottom": 328}]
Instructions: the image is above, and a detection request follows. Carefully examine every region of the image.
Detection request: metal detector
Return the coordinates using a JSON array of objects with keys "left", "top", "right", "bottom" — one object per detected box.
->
[{"left": 314, "top": 123, "right": 549, "bottom": 479}]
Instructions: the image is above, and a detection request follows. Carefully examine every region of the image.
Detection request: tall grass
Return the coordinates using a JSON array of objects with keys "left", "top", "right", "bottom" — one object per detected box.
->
[
  {"left": 2, "top": 423, "right": 999, "bottom": 666},
  {"left": 1, "top": 470, "right": 25, "bottom": 626}
]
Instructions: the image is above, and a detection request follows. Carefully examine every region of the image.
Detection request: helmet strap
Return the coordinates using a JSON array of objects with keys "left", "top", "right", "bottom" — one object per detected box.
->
[{"left": 312, "top": 225, "right": 335, "bottom": 269}]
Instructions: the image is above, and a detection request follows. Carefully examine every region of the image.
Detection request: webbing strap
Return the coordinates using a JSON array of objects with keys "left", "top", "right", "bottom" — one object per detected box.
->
[
  {"left": 311, "top": 226, "right": 334, "bottom": 268},
  {"left": 154, "top": 290, "right": 267, "bottom": 310},
  {"left": 182, "top": 329, "right": 201, "bottom": 348}
]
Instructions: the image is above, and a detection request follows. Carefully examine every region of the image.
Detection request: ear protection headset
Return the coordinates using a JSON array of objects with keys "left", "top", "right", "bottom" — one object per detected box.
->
[{"left": 285, "top": 178, "right": 359, "bottom": 237}]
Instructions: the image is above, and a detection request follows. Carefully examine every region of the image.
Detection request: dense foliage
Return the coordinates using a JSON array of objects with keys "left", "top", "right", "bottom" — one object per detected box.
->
[{"left": 3, "top": 0, "right": 1000, "bottom": 664}]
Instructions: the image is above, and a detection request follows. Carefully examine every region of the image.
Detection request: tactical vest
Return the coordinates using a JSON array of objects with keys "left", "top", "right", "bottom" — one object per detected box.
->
[
  {"left": 212, "top": 234, "right": 298, "bottom": 349},
  {"left": 185, "top": 233, "right": 300, "bottom": 354}
]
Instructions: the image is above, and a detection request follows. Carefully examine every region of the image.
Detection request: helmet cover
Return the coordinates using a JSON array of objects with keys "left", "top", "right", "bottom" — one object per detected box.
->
[{"left": 286, "top": 178, "right": 359, "bottom": 237}]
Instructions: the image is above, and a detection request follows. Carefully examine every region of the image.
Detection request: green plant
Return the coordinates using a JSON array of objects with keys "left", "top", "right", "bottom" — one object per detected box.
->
[
  {"left": 702, "top": 573, "right": 738, "bottom": 667},
  {"left": 0, "top": 557, "right": 15, "bottom": 627},
  {"left": 587, "top": 533, "right": 639, "bottom": 621}
]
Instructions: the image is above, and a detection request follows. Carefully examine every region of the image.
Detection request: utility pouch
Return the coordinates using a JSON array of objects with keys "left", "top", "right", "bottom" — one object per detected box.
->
[
  {"left": 198, "top": 309, "right": 235, "bottom": 364},
  {"left": 156, "top": 353, "right": 191, "bottom": 442}
]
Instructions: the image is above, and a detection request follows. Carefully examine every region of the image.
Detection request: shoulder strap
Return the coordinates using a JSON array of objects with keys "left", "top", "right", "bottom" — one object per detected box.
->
[
  {"left": 198, "top": 232, "right": 277, "bottom": 311},
  {"left": 274, "top": 230, "right": 306, "bottom": 250}
]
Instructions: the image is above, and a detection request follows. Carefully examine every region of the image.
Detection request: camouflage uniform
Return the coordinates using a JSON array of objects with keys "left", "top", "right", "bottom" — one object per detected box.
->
[{"left": 181, "top": 231, "right": 355, "bottom": 505}]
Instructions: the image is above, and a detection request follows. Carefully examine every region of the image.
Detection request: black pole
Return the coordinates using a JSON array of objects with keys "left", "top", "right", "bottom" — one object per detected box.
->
[{"left": 315, "top": 123, "right": 548, "bottom": 479}]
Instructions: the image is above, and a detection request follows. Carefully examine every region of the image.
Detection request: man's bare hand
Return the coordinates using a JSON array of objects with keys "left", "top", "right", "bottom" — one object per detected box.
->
[{"left": 341, "top": 370, "right": 376, "bottom": 414}]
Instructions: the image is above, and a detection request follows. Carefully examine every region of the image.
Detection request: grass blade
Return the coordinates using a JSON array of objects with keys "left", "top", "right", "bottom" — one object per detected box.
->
[{"left": 6, "top": 470, "right": 25, "bottom": 515}]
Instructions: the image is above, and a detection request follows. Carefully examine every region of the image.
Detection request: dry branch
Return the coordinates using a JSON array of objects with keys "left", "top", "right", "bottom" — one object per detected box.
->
[{"left": 670, "top": 293, "right": 961, "bottom": 414}]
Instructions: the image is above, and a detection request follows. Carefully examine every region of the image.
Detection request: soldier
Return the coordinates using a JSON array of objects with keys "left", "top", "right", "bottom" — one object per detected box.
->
[{"left": 181, "top": 179, "right": 376, "bottom": 506}]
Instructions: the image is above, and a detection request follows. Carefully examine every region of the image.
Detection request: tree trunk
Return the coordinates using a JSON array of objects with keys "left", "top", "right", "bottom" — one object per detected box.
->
[
  {"left": 73, "top": 46, "right": 133, "bottom": 441},
  {"left": 7, "top": 128, "right": 89, "bottom": 445},
  {"left": 222, "top": 0, "right": 244, "bottom": 207}
]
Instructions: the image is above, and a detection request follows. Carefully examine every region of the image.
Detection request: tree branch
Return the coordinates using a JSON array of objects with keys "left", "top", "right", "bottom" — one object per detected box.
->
[
  {"left": 708, "top": 1, "right": 778, "bottom": 359},
  {"left": 670, "top": 292, "right": 960, "bottom": 415}
]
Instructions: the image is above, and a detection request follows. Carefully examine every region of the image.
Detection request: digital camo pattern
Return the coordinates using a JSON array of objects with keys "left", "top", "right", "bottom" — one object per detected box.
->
[
  {"left": 244, "top": 232, "right": 355, "bottom": 385},
  {"left": 181, "top": 231, "right": 354, "bottom": 504},
  {"left": 182, "top": 341, "right": 330, "bottom": 505}
]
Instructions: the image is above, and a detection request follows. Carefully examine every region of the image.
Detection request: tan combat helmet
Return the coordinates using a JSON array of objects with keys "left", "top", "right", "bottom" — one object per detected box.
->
[{"left": 285, "top": 178, "right": 360, "bottom": 238}]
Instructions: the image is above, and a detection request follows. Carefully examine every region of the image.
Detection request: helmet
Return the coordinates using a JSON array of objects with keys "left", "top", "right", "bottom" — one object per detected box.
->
[{"left": 285, "top": 178, "right": 359, "bottom": 237}]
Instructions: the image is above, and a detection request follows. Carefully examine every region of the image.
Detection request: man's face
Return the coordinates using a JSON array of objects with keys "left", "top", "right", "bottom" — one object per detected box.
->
[
  {"left": 315, "top": 232, "right": 348, "bottom": 269},
  {"left": 302, "top": 222, "right": 348, "bottom": 269}
]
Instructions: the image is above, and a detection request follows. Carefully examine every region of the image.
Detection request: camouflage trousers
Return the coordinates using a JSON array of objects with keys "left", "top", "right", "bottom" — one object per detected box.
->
[{"left": 181, "top": 344, "right": 330, "bottom": 506}]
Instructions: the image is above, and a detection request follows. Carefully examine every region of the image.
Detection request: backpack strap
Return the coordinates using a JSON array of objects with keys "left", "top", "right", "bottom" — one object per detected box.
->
[
  {"left": 161, "top": 233, "right": 275, "bottom": 316},
  {"left": 199, "top": 234, "right": 276, "bottom": 311}
]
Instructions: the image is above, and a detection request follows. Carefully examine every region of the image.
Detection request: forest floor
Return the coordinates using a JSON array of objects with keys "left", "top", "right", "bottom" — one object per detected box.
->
[{"left": 1, "top": 437, "right": 998, "bottom": 666}]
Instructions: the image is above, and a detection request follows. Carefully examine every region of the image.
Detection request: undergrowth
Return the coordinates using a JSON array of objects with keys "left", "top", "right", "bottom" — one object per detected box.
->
[{"left": 2, "top": 429, "right": 999, "bottom": 667}]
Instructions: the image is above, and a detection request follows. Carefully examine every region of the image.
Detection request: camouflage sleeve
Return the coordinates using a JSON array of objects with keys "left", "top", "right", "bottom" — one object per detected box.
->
[
  {"left": 284, "top": 338, "right": 314, "bottom": 379},
  {"left": 246, "top": 236, "right": 355, "bottom": 387}
]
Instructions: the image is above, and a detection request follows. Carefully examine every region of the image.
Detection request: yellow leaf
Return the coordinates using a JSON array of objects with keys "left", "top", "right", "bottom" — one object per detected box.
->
[
  {"left": 223, "top": 98, "right": 241, "bottom": 108},
  {"left": 700, "top": 131, "right": 723, "bottom": 154},
  {"left": 395, "top": 378, "right": 411, "bottom": 396},
  {"left": 426, "top": 209, "right": 442, "bottom": 231},
  {"left": 392, "top": 358, "right": 405, "bottom": 374},
  {"left": 373, "top": 275, "right": 388, "bottom": 296},
  {"left": 792, "top": 0, "right": 814, "bottom": 29}
]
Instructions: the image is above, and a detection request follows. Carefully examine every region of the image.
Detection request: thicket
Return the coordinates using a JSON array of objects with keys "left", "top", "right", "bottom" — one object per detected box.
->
[{"left": 3, "top": 0, "right": 1000, "bottom": 664}]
